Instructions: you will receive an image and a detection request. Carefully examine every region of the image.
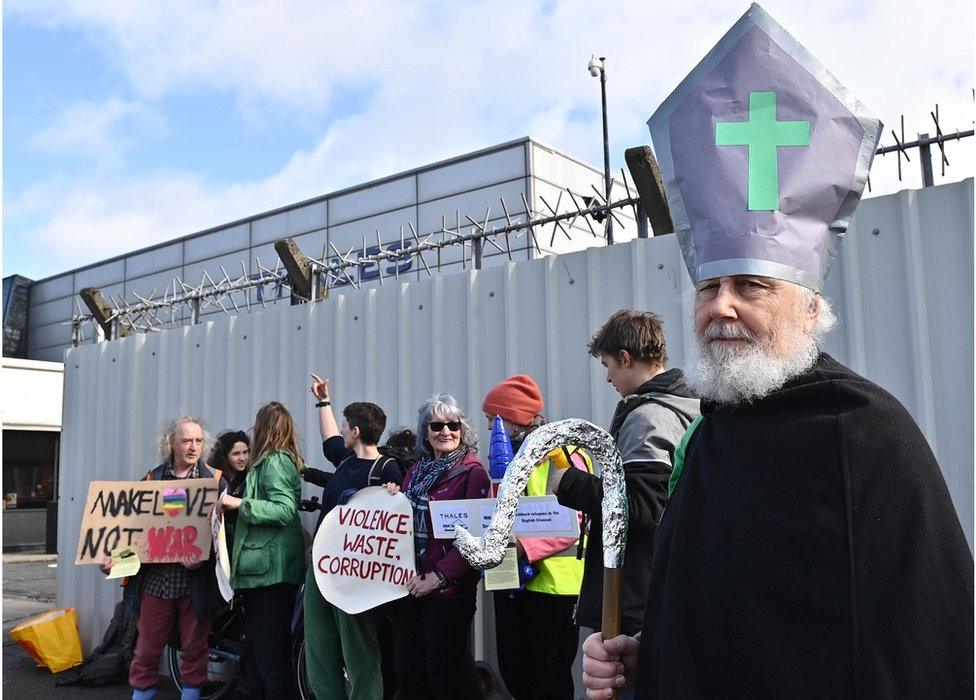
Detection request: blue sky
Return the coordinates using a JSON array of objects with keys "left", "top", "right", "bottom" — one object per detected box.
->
[{"left": 4, "top": 0, "right": 973, "bottom": 280}]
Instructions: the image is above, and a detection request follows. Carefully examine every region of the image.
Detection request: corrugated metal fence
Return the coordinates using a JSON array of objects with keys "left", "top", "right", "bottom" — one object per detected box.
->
[{"left": 58, "top": 178, "right": 973, "bottom": 656}]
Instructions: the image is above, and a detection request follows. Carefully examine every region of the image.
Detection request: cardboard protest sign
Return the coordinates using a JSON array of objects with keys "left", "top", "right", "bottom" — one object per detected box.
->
[
  {"left": 312, "top": 486, "right": 416, "bottom": 615},
  {"left": 211, "top": 496, "right": 234, "bottom": 602},
  {"left": 429, "top": 495, "right": 579, "bottom": 539},
  {"left": 75, "top": 478, "right": 220, "bottom": 565}
]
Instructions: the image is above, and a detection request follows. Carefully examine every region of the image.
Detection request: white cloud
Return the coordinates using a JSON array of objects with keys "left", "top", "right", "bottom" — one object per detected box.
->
[
  {"left": 5, "top": 0, "right": 973, "bottom": 278},
  {"left": 28, "top": 98, "right": 164, "bottom": 167}
]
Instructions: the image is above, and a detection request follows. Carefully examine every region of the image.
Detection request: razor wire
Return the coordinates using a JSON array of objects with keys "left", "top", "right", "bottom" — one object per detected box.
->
[
  {"left": 70, "top": 173, "right": 641, "bottom": 345},
  {"left": 67, "top": 101, "right": 974, "bottom": 345},
  {"left": 868, "top": 103, "right": 973, "bottom": 191}
]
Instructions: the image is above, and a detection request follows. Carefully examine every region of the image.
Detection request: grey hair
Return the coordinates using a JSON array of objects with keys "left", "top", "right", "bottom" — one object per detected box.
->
[
  {"left": 415, "top": 393, "right": 479, "bottom": 457},
  {"left": 157, "top": 415, "right": 212, "bottom": 463},
  {"left": 801, "top": 288, "right": 837, "bottom": 347}
]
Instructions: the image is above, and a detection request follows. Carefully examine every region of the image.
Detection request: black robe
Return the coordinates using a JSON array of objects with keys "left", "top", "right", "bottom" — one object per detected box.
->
[{"left": 636, "top": 354, "right": 973, "bottom": 698}]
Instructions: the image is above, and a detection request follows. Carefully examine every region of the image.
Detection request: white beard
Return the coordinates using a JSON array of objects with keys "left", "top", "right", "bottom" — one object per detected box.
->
[{"left": 685, "top": 320, "right": 819, "bottom": 405}]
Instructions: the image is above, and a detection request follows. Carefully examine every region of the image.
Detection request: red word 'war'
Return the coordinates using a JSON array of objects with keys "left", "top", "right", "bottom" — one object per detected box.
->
[{"left": 146, "top": 525, "right": 202, "bottom": 562}]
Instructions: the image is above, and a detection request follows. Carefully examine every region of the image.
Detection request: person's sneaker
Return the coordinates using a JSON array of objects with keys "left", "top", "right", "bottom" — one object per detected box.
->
[{"left": 131, "top": 688, "right": 157, "bottom": 700}]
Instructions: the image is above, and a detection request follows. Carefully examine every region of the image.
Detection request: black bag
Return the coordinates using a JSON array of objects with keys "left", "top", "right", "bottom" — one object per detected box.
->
[
  {"left": 56, "top": 601, "right": 137, "bottom": 687},
  {"left": 368, "top": 455, "right": 403, "bottom": 486},
  {"left": 375, "top": 447, "right": 413, "bottom": 485}
]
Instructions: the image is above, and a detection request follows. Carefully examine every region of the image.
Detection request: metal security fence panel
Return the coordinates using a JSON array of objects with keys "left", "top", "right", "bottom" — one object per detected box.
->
[{"left": 59, "top": 180, "right": 973, "bottom": 656}]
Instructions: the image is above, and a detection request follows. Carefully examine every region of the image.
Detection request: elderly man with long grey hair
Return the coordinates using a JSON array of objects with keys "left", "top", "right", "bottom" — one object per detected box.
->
[
  {"left": 386, "top": 393, "right": 490, "bottom": 699},
  {"left": 103, "top": 415, "right": 226, "bottom": 700}
]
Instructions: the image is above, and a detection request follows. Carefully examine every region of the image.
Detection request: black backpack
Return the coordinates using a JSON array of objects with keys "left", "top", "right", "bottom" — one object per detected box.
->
[
  {"left": 376, "top": 446, "right": 415, "bottom": 485},
  {"left": 56, "top": 601, "right": 138, "bottom": 687}
]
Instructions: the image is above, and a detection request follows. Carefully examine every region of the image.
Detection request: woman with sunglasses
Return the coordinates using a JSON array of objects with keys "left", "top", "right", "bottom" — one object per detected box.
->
[
  {"left": 387, "top": 393, "right": 490, "bottom": 699},
  {"left": 209, "top": 430, "right": 251, "bottom": 556}
]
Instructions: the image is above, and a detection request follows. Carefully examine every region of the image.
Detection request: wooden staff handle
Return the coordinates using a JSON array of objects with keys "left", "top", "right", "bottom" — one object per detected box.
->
[{"left": 601, "top": 567, "right": 623, "bottom": 699}]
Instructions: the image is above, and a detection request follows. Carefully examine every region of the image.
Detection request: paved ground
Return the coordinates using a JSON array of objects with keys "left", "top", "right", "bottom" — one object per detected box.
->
[
  {"left": 3, "top": 555, "right": 535, "bottom": 698},
  {"left": 3, "top": 555, "right": 257, "bottom": 698},
  {"left": 2, "top": 555, "right": 184, "bottom": 698}
]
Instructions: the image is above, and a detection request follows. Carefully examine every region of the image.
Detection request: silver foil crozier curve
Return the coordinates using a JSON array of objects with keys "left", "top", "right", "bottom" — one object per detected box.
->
[{"left": 454, "top": 418, "right": 627, "bottom": 570}]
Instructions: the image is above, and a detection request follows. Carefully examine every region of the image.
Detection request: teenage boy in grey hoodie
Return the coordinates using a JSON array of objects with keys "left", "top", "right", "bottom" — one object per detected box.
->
[{"left": 550, "top": 309, "right": 700, "bottom": 637}]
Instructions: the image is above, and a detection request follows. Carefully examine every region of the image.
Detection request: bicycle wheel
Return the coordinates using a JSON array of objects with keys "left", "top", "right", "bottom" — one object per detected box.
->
[
  {"left": 293, "top": 629, "right": 315, "bottom": 700},
  {"left": 167, "top": 605, "right": 245, "bottom": 700}
]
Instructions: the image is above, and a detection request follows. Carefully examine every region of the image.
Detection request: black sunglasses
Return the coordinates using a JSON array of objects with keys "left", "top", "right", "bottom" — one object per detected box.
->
[{"left": 428, "top": 421, "right": 462, "bottom": 432}]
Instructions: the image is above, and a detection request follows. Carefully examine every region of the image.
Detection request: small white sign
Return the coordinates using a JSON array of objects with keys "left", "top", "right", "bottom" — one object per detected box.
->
[
  {"left": 211, "top": 495, "right": 233, "bottom": 603},
  {"left": 430, "top": 496, "right": 580, "bottom": 539}
]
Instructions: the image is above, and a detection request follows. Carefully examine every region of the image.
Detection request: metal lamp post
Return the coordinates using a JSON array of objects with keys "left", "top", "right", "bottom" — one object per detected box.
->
[{"left": 588, "top": 54, "right": 613, "bottom": 245}]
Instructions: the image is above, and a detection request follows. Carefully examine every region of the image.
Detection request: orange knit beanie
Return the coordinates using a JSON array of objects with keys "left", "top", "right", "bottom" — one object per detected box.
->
[{"left": 482, "top": 374, "right": 544, "bottom": 426}]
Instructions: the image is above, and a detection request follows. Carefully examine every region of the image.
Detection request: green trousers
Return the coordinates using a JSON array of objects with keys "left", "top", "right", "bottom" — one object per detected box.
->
[{"left": 303, "top": 566, "right": 383, "bottom": 699}]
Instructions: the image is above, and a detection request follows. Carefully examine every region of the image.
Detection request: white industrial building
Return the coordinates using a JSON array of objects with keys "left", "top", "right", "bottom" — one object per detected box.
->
[{"left": 16, "top": 138, "right": 638, "bottom": 362}]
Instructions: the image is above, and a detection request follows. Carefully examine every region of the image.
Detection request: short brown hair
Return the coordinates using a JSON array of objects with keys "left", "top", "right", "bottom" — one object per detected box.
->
[
  {"left": 343, "top": 402, "right": 387, "bottom": 446},
  {"left": 588, "top": 309, "right": 668, "bottom": 367}
]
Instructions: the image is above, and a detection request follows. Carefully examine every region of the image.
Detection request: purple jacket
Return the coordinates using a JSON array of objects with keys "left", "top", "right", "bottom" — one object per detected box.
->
[{"left": 403, "top": 450, "right": 490, "bottom": 597}]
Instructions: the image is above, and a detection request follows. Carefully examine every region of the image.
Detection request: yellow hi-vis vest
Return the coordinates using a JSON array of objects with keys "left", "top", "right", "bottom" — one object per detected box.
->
[{"left": 523, "top": 446, "right": 593, "bottom": 596}]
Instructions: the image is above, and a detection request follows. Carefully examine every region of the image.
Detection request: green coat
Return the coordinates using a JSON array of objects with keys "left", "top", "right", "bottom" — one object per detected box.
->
[{"left": 231, "top": 450, "right": 306, "bottom": 589}]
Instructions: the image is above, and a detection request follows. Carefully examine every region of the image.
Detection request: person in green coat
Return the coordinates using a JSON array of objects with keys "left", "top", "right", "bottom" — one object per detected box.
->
[{"left": 221, "top": 402, "right": 305, "bottom": 699}]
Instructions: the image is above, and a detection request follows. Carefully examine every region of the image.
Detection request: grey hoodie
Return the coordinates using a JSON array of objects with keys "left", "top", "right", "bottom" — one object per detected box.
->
[
  {"left": 557, "top": 367, "right": 700, "bottom": 634},
  {"left": 610, "top": 368, "right": 701, "bottom": 468}
]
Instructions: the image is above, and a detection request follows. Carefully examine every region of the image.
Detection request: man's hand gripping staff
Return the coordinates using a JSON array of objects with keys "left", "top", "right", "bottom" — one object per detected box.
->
[{"left": 454, "top": 418, "right": 628, "bottom": 697}]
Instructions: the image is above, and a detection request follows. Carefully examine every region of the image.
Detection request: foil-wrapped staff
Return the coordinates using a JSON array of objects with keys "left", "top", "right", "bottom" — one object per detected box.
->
[{"left": 455, "top": 418, "right": 628, "bottom": 655}]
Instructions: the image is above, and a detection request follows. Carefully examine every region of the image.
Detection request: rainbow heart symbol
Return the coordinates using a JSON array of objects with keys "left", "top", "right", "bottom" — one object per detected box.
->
[{"left": 162, "top": 489, "right": 187, "bottom": 517}]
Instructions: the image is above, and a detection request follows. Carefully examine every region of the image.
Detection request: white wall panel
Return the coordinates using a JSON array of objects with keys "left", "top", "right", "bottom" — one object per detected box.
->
[
  {"left": 418, "top": 146, "right": 526, "bottom": 202},
  {"left": 27, "top": 296, "right": 74, "bottom": 329},
  {"left": 531, "top": 143, "right": 604, "bottom": 199},
  {"left": 329, "top": 177, "right": 416, "bottom": 225},
  {"left": 184, "top": 224, "right": 250, "bottom": 264},
  {"left": 251, "top": 212, "right": 287, "bottom": 245},
  {"left": 56, "top": 180, "right": 974, "bottom": 658},
  {"left": 30, "top": 275, "right": 75, "bottom": 305},
  {"left": 73, "top": 260, "right": 125, "bottom": 292},
  {"left": 126, "top": 243, "right": 183, "bottom": 279},
  {"left": 288, "top": 201, "right": 328, "bottom": 236}
]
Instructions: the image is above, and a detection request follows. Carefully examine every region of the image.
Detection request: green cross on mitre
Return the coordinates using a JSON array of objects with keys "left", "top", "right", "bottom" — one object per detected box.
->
[{"left": 715, "top": 91, "right": 810, "bottom": 211}]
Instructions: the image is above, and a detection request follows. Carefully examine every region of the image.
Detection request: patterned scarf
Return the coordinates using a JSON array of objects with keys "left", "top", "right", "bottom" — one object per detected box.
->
[{"left": 405, "top": 447, "right": 466, "bottom": 567}]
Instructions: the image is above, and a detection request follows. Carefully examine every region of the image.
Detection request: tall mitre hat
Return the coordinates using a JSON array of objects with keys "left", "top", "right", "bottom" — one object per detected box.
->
[{"left": 648, "top": 3, "right": 882, "bottom": 291}]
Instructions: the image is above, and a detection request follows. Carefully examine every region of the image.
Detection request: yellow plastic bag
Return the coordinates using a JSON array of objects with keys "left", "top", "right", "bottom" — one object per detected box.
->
[{"left": 9, "top": 608, "right": 83, "bottom": 673}]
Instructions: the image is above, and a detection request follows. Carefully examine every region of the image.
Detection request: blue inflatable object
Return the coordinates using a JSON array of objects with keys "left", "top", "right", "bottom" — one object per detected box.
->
[
  {"left": 518, "top": 560, "right": 538, "bottom": 587},
  {"left": 488, "top": 415, "right": 515, "bottom": 483}
]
